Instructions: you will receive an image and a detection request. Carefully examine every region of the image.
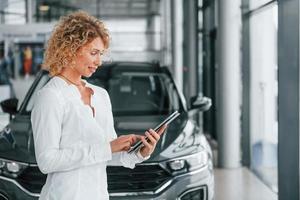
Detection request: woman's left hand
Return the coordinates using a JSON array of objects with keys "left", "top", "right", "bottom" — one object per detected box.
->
[{"left": 139, "top": 125, "right": 167, "bottom": 158}]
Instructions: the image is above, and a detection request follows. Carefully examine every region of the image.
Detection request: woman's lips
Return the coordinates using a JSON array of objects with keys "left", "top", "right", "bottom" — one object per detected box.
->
[{"left": 88, "top": 67, "right": 96, "bottom": 73}]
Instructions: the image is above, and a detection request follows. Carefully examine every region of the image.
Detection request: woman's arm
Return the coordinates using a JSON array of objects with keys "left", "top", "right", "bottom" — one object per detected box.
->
[
  {"left": 31, "top": 89, "right": 112, "bottom": 174},
  {"left": 103, "top": 90, "right": 165, "bottom": 168},
  {"left": 108, "top": 128, "right": 166, "bottom": 168}
]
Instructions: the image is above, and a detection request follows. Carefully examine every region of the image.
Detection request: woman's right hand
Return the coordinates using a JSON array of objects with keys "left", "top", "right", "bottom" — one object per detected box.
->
[{"left": 110, "top": 135, "right": 137, "bottom": 153}]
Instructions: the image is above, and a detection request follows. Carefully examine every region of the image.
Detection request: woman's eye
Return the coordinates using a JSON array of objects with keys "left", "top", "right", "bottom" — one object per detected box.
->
[{"left": 91, "top": 51, "right": 105, "bottom": 56}]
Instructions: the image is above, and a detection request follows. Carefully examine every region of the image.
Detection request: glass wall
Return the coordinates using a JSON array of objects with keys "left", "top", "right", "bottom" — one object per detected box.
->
[
  {"left": 247, "top": 1, "right": 278, "bottom": 193},
  {"left": 0, "top": 0, "right": 26, "bottom": 24},
  {"left": 249, "top": 0, "right": 274, "bottom": 10}
]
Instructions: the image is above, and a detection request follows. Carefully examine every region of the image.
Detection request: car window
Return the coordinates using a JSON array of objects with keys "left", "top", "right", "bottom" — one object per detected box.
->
[
  {"left": 88, "top": 72, "right": 180, "bottom": 115},
  {"left": 107, "top": 73, "right": 172, "bottom": 115},
  {"left": 21, "top": 70, "right": 182, "bottom": 116}
]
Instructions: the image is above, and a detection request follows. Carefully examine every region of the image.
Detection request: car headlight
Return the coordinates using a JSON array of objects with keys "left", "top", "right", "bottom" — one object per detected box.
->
[
  {"left": 0, "top": 159, "right": 28, "bottom": 178},
  {"left": 168, "top": 159, "right": 186, "bottom": 171},
  {"left": 167, "top": 151, "right": 209, "bottom": 173}
]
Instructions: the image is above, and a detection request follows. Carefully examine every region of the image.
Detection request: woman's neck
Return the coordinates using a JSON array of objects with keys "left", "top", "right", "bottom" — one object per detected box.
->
[{"left": 59, "top": 68, "right": 82, "bottom": 86}]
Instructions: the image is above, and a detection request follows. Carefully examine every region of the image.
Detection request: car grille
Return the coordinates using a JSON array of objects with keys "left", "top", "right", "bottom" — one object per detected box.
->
[
  {"left": 15, "top": 164, "right": 171, "bottom": 194},
  {"left": 16, "top": 166, "right": 46, "bottom": 194},
  {"left": 107, "top": 164, "right": 172, "bottom": 193}
]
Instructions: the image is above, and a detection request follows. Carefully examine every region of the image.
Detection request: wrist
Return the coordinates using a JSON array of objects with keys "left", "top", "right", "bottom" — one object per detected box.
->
[
  {"left": 110, "top": 141, "right": 116, "bottom": 153},
  {"left": 137, "top": 148, "right": 151, "bottom": 160},
  {"left": 139, "top": 148, "right": 150, "bottom": 158}
]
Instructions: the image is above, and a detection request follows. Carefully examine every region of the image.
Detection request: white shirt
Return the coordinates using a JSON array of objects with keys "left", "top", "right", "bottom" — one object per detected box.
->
[{"left": 31, "top": 76, "right": 147, "bottom": 200}]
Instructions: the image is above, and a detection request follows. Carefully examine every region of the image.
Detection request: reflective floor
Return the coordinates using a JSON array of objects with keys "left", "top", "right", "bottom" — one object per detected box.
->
[{"left": 214, "top": 167, "right": 277, "bottom": 200}]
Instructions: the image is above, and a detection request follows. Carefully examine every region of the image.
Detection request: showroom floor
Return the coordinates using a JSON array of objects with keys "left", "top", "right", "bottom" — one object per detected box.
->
[{"left": 214, "top": 167, "right": 277, "bottom": 200}]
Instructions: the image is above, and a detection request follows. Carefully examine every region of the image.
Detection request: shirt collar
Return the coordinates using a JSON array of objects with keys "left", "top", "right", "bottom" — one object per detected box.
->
[{"left": 53, "top": 76, "right": 95, "bottom": 96}]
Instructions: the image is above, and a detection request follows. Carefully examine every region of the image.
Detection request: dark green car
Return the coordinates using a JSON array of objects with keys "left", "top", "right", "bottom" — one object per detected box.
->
[{"left": 0, "top": 62, "right": 214, "bottom": 200}]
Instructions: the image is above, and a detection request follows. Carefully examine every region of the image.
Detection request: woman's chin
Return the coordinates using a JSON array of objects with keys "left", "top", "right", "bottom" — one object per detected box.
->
[{"left": 83, "top": 72, "right": 93, "bottom": 77}]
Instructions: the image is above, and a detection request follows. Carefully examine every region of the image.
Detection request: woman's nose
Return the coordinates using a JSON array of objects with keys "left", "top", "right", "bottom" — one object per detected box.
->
[{"left": 94, "top": 55, "right": 101, "bottom": 66}]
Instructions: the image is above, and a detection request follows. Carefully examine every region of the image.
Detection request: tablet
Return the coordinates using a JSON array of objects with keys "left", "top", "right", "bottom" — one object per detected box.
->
[{"left": 127, "top": 110, "right": 180, "bottom": 153}]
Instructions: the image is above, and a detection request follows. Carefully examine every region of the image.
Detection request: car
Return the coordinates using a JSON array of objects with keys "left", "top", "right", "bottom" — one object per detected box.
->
[{"left": 0, "top": 61, "right": 214, "bottom": 200}]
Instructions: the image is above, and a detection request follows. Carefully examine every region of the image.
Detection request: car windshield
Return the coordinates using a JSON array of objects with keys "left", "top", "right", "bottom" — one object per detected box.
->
[{"left": 20, "top": 66, "right": 183, "bottom": 116}]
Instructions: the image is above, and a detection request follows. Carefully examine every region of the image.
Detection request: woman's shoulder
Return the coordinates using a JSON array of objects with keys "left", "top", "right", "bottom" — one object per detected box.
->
[
  {"left": 32, "top": 82, "right": 65, "bottom": 117},
  {"left": 36, "top": 78, "right": 65, "bottom": 105},
  {"left": 36, "top": 86, "right": 61, "bottom": 103}
]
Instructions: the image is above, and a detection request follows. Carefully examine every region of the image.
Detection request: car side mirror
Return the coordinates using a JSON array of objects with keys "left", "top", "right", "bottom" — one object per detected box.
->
[
  {"left": 0, "top": 98, "right": 18, "bottom": 117},
  {"left": 188, "top": 96, "right": 212, "bottom": 116}
]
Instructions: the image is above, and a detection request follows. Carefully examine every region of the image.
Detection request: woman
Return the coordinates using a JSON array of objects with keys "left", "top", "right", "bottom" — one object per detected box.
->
[{"left": 31, "top": 11, "right": 166, "bottom": 200}]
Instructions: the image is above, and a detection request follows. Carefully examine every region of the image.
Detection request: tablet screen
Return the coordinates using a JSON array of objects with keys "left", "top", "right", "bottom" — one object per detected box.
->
[{"left": 128, "top": 110, "right": 180, "bottom": 153}]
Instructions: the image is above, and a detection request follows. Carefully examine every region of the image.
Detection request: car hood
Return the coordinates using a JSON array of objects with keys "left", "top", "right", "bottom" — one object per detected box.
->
[
  {"left": 113, "top": 112, "right": 203, "bottom": 162},
  {"left": 0, "top": 113, "right": 197, "bottom": 164}
]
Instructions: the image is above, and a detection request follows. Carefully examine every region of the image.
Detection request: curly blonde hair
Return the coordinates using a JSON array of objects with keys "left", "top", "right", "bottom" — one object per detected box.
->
[{"left": 42, "top": 11, "right": 110, "bottom": 76}]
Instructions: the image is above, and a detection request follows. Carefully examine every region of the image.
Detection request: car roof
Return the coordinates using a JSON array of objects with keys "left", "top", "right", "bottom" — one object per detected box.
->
[
  {"left": 96, "top": 61, "right": 167, "bottom": 74},
  {"left": 42, "top": 61, "right": 170, "bottom": 76}
]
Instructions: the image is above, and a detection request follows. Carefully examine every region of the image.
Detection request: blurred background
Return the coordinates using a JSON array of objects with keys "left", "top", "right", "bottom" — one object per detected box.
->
[{"left": 0, "top": 0, "right": 298, "bottom": 200}]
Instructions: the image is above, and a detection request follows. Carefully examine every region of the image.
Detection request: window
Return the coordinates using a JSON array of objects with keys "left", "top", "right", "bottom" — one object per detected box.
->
[
  {"left": 248, "top": 2, "right": 278, "bottom": 193},
  {"left": 249, "top": 0, "right": 274, "bottom": 10},
  {"left": 0, "top": 0, "right": 26, "bottom": 24}
]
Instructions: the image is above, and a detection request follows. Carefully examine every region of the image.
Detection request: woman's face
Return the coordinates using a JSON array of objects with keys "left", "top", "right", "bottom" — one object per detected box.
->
[{"left": 73, "top": 37, "right": 106, "bottom": 77}]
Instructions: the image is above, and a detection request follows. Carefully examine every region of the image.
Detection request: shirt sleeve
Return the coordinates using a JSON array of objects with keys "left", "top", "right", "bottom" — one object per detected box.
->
[
  {"left": 31, "top": 88, "right": 112, "bottom": 174},
  {"left": 103, "top": 90, "right": 149, "bottom": 169}
]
